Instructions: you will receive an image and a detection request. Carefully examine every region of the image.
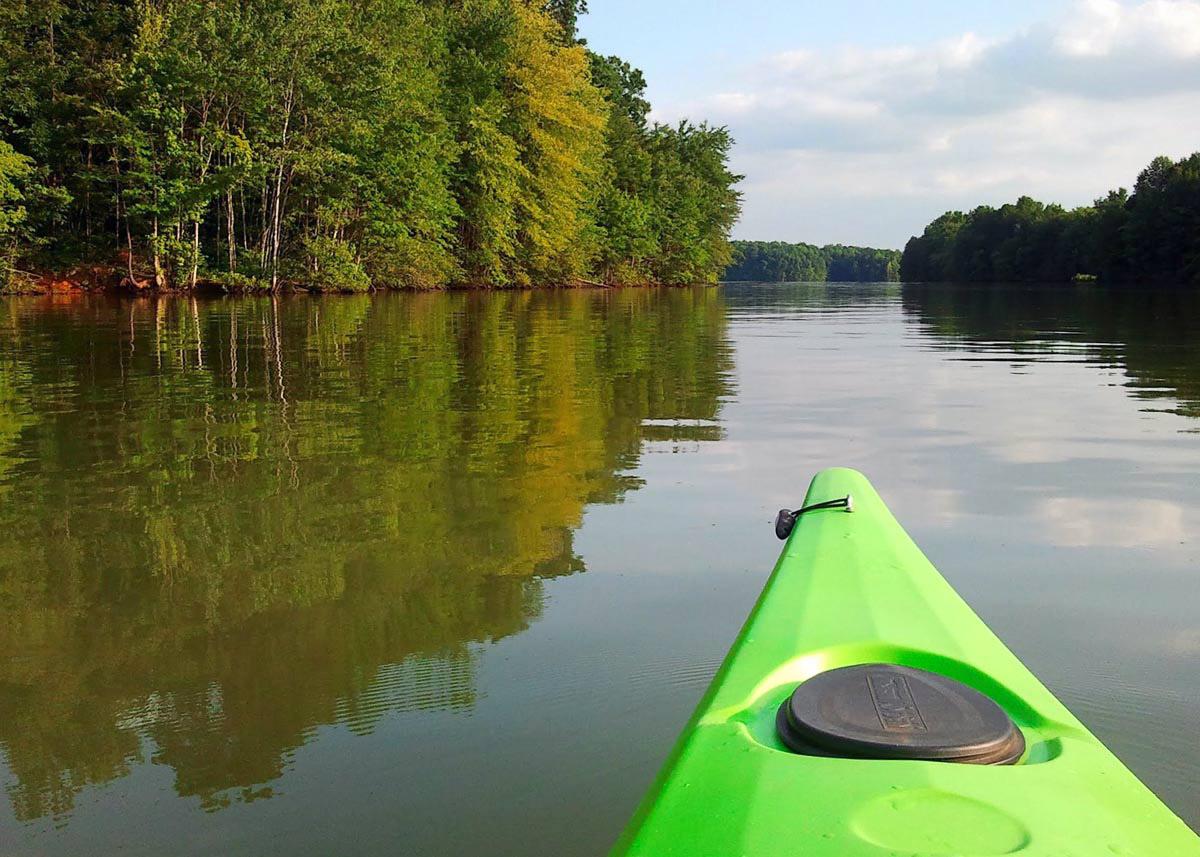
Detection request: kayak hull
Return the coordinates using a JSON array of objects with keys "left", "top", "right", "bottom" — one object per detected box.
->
[{"left": 612, "top": 468, "right": 1199, "bottom": 856}]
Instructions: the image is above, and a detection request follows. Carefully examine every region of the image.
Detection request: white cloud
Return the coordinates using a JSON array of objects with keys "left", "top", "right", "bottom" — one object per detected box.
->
[
  {"left": 1054, "top": 0, "right": 1200, "bottom": 57},
  {"left": 1054, "top": 0, "right": 1126, "bottom": 56},
  {"left": 658, "top": 0, "right": 1200, "bottom": 247}
]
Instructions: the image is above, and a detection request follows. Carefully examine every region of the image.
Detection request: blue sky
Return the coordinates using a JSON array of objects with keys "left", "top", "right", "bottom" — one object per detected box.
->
[{"left": 580, "top": 1, "right": 1200, "bottom": 248}]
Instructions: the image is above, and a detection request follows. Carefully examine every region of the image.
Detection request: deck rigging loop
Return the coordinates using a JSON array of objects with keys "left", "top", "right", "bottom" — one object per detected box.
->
[{"left": 774, "top": 494, "right": 853, "bottom": 540}]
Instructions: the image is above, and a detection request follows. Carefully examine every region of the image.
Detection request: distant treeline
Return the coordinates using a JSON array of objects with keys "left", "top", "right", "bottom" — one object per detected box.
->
[
  {"left": 901, "top": 153, "right": 1200, "bottom": 284},
  {"left": 0, "top": 1, "right": 741, "bottom": 292},
  {"left": 724, "top": 240, "right": 900, "bottom": 282}
]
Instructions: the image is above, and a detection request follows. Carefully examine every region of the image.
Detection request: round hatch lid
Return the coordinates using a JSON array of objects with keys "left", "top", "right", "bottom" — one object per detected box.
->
[{"left": 776, "top": 664, "right": 1025, "bottom": 765}]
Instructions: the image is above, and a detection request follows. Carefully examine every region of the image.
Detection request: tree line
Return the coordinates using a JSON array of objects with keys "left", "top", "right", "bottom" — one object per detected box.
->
[
  {"left": 0, "top": 0, "right": 741, "bottom": 292},
  {"left": 900, "top": 153, "right": 1200, "bottom": 284},
  {"left": 724, "top": 240, "right": 900, "bottom": 282}
]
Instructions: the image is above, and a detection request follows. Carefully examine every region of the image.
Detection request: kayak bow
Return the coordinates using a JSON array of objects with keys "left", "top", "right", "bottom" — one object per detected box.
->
[{"left": 612, "top": 468, "right": 1199, "bottom": 856}]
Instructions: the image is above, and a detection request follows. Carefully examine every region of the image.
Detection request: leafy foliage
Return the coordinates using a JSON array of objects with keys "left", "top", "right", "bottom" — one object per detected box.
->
[
  {"left": 725, "top": 240, "right": 900, "bottom": 282},
  {"left": 0, "top": 0, "right": 740, "bottom": 291},
  {"left": 0, "top": 140, "right": 32, "bottom": 287},
  {"left": 900, "top": 153, "right": 1200, "bottom": 284}
]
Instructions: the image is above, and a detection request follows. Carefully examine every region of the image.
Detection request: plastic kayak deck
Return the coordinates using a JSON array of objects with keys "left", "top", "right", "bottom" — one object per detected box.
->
[{"left": 612, "top": 467, "right": 1200, "bottom": 856}]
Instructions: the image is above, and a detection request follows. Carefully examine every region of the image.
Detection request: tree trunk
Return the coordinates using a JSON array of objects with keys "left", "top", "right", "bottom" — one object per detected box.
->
[
  {"left": 269, "top": 80, "right": 295, "bottom": 291},
  {"left": 190, "top": 220, "right": 200, "bottom": 288},
  {"left": 85, "top": 144, "right": 92, "bottom": 239},
  {"left": 240, "top": 187, "right": 249, "bottom": 252},
  {"left": 152, "top": 217, "right": 164, "bottom": 288},
  {"left": 226, "top": 189, "right": 237, "bottom": 271}
]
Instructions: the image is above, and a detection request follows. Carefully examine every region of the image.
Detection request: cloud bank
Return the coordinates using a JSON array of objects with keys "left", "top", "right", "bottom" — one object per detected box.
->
[{"left": 664, "top": 0, "right": 1200, "bottom": 247}]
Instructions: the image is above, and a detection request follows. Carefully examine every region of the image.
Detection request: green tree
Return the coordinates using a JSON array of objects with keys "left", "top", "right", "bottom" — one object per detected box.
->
[
  {"left": 0, "top": 139, "right": 32, "bottom": 286},
  {"left": 543, "top": 0, "right": 587, "bottom": 43},
  {"left": 645, "top": 121, "right": 742, "bottom": 284},
  {"left": 589, "top": 54, "right": 657, "bottom": 282},
  {"left": 725, "top": 241, "right": 899, "bottom": 282},
  {"left": 0, "top": 0, "right": 742, "bottom": 290},
  {"left": 901, "top": 153, "right": 1200, "bottom": 285}
]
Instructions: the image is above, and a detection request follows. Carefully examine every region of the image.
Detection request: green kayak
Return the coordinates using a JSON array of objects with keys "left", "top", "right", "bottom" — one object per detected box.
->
[{"left": 612, "top": 468, "right": 1200, "bottom": 856}]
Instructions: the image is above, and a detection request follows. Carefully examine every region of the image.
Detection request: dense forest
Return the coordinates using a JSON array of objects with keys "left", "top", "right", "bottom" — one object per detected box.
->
[
  {"left": 0, "top": 0, "right": 741, "bottom": 292},
  {"left": 724, "top": 240, "right": 900, "bottom": 282},
  {"left": 901, "top": 153, "right": 1200, "bottom": 284}
]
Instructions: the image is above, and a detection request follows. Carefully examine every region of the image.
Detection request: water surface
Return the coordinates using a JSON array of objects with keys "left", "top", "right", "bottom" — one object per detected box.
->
[{"left": 0, "top": 283, "right": 1197, "bottom": 854}]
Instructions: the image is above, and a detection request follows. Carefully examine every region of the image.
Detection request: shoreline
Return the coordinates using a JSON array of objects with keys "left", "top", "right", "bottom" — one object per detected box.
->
[
  {"left": 6, "top": 271, "right": 1192, "bottom": 297},
  {"left": 1, "top": 265, "right": 702, "bottom": 297}
]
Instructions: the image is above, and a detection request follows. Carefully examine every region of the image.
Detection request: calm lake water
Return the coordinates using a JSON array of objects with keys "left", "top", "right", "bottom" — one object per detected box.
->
[{"left": 1, "top": 283, "right": 1197, "bottom": 854}]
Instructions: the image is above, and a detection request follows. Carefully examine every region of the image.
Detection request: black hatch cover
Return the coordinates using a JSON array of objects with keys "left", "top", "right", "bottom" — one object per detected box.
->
[{"left": 776, "top": 663, "right": 1025, "bottom": 765}]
